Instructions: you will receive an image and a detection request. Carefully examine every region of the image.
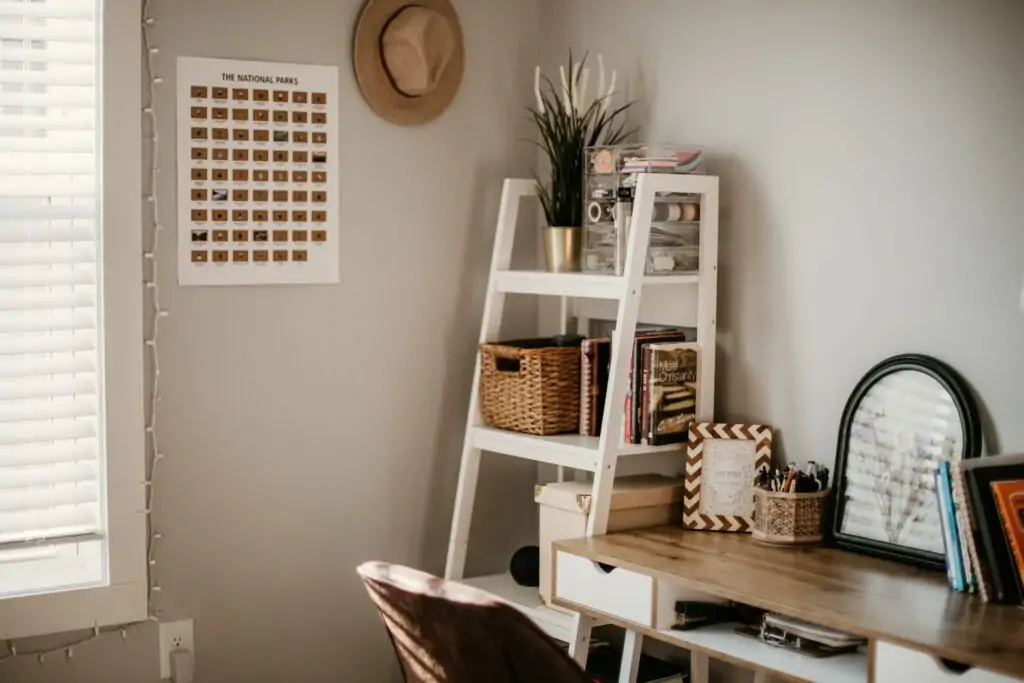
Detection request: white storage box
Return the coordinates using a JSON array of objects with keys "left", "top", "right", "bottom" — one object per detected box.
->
[{"left": 535, "top": 474, "right": 685, "bottom": 605}]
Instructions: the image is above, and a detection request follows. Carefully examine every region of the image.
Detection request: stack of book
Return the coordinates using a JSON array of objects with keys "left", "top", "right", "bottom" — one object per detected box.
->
[
  {"left": 580, "top": 326, "right": 700, "bottom": 446},
  {"left": 620, "top": 150, "right": 703, "bottom": 175},
  {"left": 935, "top": 453, "right": 1024, "bottom": 604}
]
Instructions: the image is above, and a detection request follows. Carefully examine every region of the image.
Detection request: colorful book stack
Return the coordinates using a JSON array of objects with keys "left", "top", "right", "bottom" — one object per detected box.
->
[
  {"left": 579, "top": 326, "right": 699, "bottom": 446},
  {"left": 935, "top": 453, "right": 1024, "bottom": 604}
]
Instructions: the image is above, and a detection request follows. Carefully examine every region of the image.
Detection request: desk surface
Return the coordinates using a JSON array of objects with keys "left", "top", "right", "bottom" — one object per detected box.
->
[{"left": 554, "top": 527, "right": 1024, "bottom": 678}]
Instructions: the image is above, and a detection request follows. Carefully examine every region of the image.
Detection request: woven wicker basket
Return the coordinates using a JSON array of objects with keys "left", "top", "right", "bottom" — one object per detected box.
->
[
  {"left": 479, "top": 338, "right": 581, "bottom": 436},
  {"left": 752, "top": 488, "right": 829, "bottom": 545}
]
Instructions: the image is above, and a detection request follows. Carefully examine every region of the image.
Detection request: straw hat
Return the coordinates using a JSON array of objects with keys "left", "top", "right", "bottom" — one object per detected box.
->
[{"left": 353, "top": 0, "right": 464, "bottom": 125}]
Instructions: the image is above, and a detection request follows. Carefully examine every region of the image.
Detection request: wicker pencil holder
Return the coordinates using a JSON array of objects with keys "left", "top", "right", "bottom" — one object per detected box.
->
[
  {"left": 752, "top": 488, "right": 830, "bottom": 545},
  {"left": 479, "top": 339, "right": 581, "bottom": 436}
]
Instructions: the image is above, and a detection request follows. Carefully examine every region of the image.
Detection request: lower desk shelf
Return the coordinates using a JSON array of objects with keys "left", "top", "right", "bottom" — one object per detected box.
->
[
  {"left": 460, "top": 573, "right": 575, "bottom": 644},
  {"left": 461, "top": 573, "right": 867, "bottom": 683},
  {"left": 660, "top": 624, "right": 867, "bottom": 683}
]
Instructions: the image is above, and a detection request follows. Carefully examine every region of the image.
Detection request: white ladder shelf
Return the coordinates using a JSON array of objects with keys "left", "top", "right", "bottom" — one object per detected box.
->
[{"left": 444, "top": 173, "right": 720, "bottom": 663}]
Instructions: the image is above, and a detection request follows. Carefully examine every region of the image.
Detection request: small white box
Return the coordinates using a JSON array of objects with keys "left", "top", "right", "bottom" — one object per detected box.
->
[{"left": 535, "top": 474, "right": 685, "bottom": 606}]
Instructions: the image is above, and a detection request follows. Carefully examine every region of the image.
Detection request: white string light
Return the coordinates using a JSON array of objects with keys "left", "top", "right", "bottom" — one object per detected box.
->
[
  {"left": 0, "top": 1, "right": 166, "bottom": 666},
  {"left": 142, "top": 0, "right": 167, "bottom": 626}
]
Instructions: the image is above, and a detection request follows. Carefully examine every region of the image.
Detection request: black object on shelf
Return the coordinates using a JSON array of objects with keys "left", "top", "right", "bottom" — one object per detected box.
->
[
  {"left": 509, "top": 546, "right": 540, "bottom": 587},
  {"left": 497, "top": 334, "right": 586, "bottom": 349},
  {"left": 586, "top": 642, "right": 685, "bottom": 682}
]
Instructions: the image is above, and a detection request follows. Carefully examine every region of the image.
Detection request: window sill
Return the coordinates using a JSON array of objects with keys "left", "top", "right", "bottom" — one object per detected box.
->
[{"left": 0, "top": 579, "right": 147, "bottom": 641}]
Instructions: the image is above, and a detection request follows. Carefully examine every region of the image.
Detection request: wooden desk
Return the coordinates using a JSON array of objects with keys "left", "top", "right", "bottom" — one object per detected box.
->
[{"left": 553, "top": 527, "right": 1024, "bottom": 682}]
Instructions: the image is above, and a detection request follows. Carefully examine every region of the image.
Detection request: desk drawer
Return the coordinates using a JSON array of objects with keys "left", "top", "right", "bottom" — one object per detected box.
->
[
  {"left": 875, "top": 642, "right": 1020, "bottom": 683},
  {"left": 554, "top": 550, "right": 721, "bottom": 629},
  {"left": 555, "top": 551, "right": 655, "bottom": 625}
]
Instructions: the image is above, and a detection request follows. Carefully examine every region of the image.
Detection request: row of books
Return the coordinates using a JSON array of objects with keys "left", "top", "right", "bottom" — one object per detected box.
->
[
  {"left": 935, "top": 453, "right": 1024, "bottom": 604},
  {"left": 579, "top": 325, "right": 699, "bottom": 446}
]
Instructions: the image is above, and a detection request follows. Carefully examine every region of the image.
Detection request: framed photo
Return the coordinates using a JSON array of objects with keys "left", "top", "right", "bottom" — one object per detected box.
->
[
  {"left": 684, "top": 423, "right": 772, "bottom": 532},
  {"left": 831, "top": 354, "right": 981, "bottom": 569}
]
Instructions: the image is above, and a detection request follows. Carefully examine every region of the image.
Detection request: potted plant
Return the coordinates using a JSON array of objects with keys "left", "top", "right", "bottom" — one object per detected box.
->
[{"left": 529, "top": 53, "right": 635, "bottom": 272}]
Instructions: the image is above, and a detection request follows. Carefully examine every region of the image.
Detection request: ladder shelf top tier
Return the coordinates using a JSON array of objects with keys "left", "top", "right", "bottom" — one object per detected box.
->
[
  {"left": 494, "top": 173, "right": 717, "bottom": 299},
  {"left": 503, "top": 173, "right": 719, "bottom": 197}
]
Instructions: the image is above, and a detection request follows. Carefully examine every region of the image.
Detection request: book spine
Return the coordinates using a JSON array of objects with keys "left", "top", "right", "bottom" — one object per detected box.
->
[
  {"left": 993, "top": 487, "right": 1024, "bottom": 591},
  {"left": 941, "top": 462, "right": 967, "bottom": 592},
  {"left": 580, "top": 340, "right": 593, "bottom": 437},
  {"left": 640, "top": 345, "right": 652, "bottom": 445},
  {"left": 935, "top": 468, "right": 957, "bottom": 590},
  {"left": 626, "top": 335, "right": 643, "bottom": 444},
  {"left": 950, "top": 462, "right": 978, "bottom": 593},
  {"left": 624, "top": 376, "right": 631, "bottom": 444},
  {"left": 966, "top": 469, "right": 1020, "bottom": 604},
  {"left": 628, "top": 332, "right": 673, "bottom": 445},
  {"left": 959, "top": 464, "right": 994, "bottom": 602},
  {"left": 594, "top": 340, "right": 611, "bottom": 436},
  {"left": 624, "top": 336, "right": 635, "bottom": 444}
]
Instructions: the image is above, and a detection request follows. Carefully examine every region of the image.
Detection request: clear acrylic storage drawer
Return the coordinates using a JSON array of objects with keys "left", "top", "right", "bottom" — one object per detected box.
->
[
  {"left": 583, "top": 199, "right": 701, "bottom": 275},
  {"left": 583, "top": 143, "right": 704, "bottom": 276},
  {"left": 583, "top": 245, "right": 699, "bottom": 276}
]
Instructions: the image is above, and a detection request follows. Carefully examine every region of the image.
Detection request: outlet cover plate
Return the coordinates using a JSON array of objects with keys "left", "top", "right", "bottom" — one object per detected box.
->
[{"left": 158, "top": 619, "right": 194, "bottom": 679}]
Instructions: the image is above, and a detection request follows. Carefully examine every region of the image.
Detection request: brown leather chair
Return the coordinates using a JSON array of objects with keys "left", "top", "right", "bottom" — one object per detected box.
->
[{"left": 357, "top": 562, "right": 593, "bottom": 683}]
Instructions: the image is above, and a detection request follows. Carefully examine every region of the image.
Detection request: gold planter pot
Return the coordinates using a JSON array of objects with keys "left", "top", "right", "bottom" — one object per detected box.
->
[{"left": 542, "top": 227, "right": 581, "bottom": 273}]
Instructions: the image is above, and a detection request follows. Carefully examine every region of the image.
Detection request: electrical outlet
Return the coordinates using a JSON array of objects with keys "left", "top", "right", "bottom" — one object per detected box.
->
[{"left": 158, "top": 619, "right": 194, "bottom": 680}]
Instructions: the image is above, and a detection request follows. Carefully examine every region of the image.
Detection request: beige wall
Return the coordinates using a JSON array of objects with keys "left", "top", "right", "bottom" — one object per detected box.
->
[
  {"left": 542, "top": 0, "right": 1024, "bottom": 461},
  {"left": 540, "top": 2, "right": 1024, "bottom": 679},
  {"left": 2, "top": 0, "right": 541, "bottom": 681},
  {"left": 6, "top": 1, "right": 1024, "bottom": 682}
]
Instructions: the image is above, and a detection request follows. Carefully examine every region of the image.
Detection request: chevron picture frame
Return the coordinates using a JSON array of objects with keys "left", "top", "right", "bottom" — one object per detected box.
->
[{"left": 684, "top": 422, "right": 773, "bottom": 532}]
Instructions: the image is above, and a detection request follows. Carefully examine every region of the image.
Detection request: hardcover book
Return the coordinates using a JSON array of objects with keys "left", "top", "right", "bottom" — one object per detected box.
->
[
  {"left": 942, "top": 461, "right": 968, "bottom": 591},
  {"left": 631, "top": 331, "right": 688, "bottom": 444},
  {"left": 580, "top": 338, "right": 610, "bottom": 437},
  {"left": 640, "top": 346, "right": 653, "bottom": 445},
  {"left": 935, "top": 463, "right": 964, "bottom": 591},
  {"left": 952, "top": 460, "right": 990, "bottom": 600},
  {"left": 964, "top": 455, "right": 1024, "bottom": 604},
  {"left": 645, "top": 342, "right": 699, "bottom": 446},
  {"left": 991, "top": 479, "right": 1024, "bottom": 595},
  {"left": 593, "top": 340, "right": 612, "bottom": 436}
]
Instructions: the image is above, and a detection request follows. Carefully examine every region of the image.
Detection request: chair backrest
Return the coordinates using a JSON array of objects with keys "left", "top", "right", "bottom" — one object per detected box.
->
[{"left": 357, "top": 562, "right": 593, "bottom": 683}]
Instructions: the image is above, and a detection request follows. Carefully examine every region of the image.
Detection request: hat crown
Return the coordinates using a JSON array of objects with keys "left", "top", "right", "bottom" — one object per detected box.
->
[{"left": 381, "top": 6, "right": 454, "bottom": 98}]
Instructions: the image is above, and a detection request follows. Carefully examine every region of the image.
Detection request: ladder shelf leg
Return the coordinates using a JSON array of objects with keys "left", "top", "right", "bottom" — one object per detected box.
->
[
  {"left": 444, "top": 180, "right": 530, "bottom": 580},
  {"left": 573, "top": 175, "right": 658, "bottom": 670},
  {"left": 444, "top": 445, "right": 482, "bottom": 580},
  {"left": 585, "top": 175, "right": 657, "bottom": 536}
]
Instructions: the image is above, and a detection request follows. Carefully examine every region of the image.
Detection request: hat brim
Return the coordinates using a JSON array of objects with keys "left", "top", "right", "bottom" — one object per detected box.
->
[{"left": 353, "top": 0, "right": 464, "bottom": 126}]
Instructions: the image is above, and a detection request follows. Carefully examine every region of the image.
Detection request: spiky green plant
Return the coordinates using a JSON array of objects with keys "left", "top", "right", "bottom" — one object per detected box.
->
[{"left": 528, "top": 53, "right": 636, "bottom": 228}]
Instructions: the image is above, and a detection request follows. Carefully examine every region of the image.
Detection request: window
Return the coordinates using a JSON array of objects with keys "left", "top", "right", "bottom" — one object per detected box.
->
[{"left": 0, "top": 0, "right": 146, "bottom": 639}]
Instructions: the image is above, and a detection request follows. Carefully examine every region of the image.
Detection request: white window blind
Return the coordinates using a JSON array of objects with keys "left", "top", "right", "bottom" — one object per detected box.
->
[{"left": 0, "top": 0, "right": 104, "bottom": 598}]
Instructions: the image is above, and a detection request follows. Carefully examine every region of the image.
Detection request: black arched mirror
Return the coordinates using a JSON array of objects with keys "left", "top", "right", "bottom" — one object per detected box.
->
[{"left": 831, "top": 354, "right": 981, "bottom": 569}]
